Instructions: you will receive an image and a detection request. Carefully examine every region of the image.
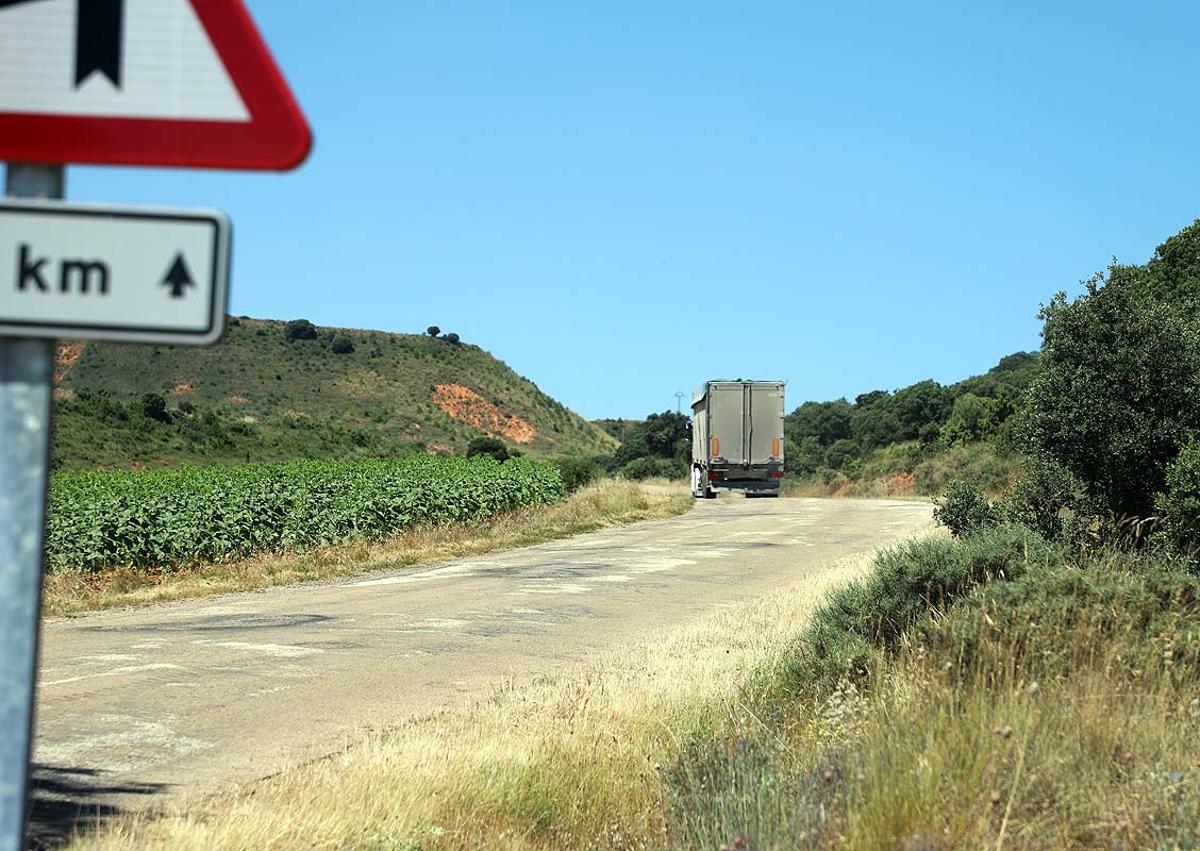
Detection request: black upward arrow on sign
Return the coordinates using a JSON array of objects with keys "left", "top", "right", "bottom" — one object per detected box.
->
[
  {"left": 0, "top": 0, "right": 125, "bottom": 87},
  {"left": 161, "top": 254, "right": 195, "bottom": 299}
]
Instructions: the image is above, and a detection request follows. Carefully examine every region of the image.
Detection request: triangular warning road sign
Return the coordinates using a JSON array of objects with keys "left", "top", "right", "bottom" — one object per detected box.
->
[{"left": 0, "top": 0, "right": 311, "bottom": 170}]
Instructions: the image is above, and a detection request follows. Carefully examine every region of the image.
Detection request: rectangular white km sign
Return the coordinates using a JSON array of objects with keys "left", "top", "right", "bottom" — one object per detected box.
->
[{"left": 0, "top": 200, "right": 230, "bottom": 344}]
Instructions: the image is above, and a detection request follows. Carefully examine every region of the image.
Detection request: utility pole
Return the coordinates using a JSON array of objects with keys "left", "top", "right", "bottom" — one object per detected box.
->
[{"left": 674, "top": 391, "right": 684, "bottom": 414}]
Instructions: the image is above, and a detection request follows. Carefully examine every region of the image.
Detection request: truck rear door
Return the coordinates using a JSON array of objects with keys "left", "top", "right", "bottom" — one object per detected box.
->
[
  {"left": 707, "top": 383, "right": 745, "bottom": 465},
  {"left": 748, "top": 383, "right": 785, "bottom": 465}
]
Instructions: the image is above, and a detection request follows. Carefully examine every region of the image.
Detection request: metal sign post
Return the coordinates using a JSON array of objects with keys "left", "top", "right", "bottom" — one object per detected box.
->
[{"left": 0, "top": 162, "right": 60, "bottom": 851}]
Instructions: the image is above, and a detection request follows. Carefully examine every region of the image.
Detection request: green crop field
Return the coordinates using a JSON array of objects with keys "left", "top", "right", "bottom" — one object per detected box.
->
[{"left": 47, "top": 455, "right": 563, "bottom": 573}]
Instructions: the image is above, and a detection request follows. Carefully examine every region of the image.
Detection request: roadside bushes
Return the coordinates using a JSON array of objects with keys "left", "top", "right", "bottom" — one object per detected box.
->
[
  {"left": 553, "top": 456, "right": 604, "bottom": 493},
  {"left": 926, "top": 549, "right": 1200, "bottom": 683},
  {"left": 933, "top": 479, "right": 996, "bottom": 536},
  {"left": 788, "top": 524, "right": 1051, "bottom": 695}
]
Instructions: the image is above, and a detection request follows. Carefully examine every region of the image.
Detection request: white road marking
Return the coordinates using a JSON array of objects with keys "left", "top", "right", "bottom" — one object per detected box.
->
[
  {"left": 42, "top": 663, "right": 185, "bottom": 687},
  {"left": 346, "top": 562, "right": 484, "bottom": 587},
  {"left": 191, "top": 640, "right": 322, "bottom": 658}
]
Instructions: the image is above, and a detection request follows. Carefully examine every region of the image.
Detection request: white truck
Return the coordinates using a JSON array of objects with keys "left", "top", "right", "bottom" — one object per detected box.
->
[{"left": 690, "top": 380, "right": 785, "bottom": 499}]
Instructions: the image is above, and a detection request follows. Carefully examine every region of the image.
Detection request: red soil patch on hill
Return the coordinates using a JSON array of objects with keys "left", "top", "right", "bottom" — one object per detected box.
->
[
  {"left": 171, "top": 381, "right": 193, "bottom": 396},
  {"left": 432, "top": 383, "right": 536, "bottom": 444},
  {"left": 54, "top": 342, "right": 85, "bottom": 385}
]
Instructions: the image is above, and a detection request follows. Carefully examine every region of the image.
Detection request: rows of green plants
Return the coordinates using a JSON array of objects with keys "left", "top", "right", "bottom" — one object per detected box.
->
[{"left": 47, "top": 455, "right": 563, "bottom": 573}]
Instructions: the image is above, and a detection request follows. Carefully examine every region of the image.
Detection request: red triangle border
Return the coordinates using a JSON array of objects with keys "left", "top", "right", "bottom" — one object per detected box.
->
[{"left": 0, "top": 0, "right": 312, "bottom": 171}]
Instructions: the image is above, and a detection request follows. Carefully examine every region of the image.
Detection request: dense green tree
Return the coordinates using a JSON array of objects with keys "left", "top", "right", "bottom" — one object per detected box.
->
[
  {"left": 785, "top": 400, "right": 852, "bottom": 447},
  {"left": 939, "top": 393, "right": 1003, "bottom": 446},
  {"left": 141, "top": 392, "right": 170, "bottom": 422},
  {"left": 850, "top": 404, "right": 902, "bottom": 449},
  {"left": 891, "top": 380, "right": 952, "bottom": 440},
  {"left": 612, "top": 411, "right": 690, "bottom": 470},
  {"left": 284, "top": 319, "right": 318, "bottom": 342},
  {"left": 1020, "top": 262, "right": 1200, "bottom": 518}
]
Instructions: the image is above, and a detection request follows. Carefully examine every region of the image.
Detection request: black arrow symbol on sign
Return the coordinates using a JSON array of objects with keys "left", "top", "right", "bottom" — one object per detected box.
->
[
  {"left": 162, "top": 254, "right": 195, "bottom": 299},
  {"left": 0, "top": 0, "right": 124, "bottom": 88},
  {"left": 75, "top": 0, "right": 125, "bottom": 87}
]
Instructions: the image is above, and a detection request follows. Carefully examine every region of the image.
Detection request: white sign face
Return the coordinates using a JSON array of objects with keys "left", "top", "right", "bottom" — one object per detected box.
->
[
  {"left": 0, "top": 0, "right": 248, "bottom": 121},
  {"left": 0, "top": 200, "right": 230, "bottom": 344}
]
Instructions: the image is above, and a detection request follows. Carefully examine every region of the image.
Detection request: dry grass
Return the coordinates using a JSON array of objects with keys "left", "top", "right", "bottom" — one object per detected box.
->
[
  {"left": 66, "top": 550, "right": 884, "bottom": 851},
  {"left": 663, "top": 552, "right": 1200, "bottom": 850},
  {"left": 44, "top": 480, "right": 691, "bottom": 618},
  {"left": 832, "top": 662, "right": 1200, "bottom": 850}
]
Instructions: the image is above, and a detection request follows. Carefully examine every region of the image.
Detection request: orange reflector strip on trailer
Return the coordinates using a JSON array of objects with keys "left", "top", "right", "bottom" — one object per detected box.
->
[
  {"left": 711, "top": 437, "right": 719, "bottom": 457},
  {"left": 772, "top": 438, "right": 781, "bottom": 457}
]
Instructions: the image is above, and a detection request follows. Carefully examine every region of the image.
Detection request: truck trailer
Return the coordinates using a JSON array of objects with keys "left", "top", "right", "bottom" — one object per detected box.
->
[{"left": 691, "top": 380, "right": 785, "bottom": 499}]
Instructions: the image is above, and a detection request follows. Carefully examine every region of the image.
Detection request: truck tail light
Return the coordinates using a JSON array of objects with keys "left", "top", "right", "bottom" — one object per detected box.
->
[
  {"left": 770, "top": 470, "right": 784, "bottom": 478},
  {"left": 708, "top": 471, "right": 721, "bottom": 481}
]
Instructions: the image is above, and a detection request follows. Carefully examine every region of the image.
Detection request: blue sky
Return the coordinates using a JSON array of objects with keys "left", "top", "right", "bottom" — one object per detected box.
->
[{"left": 18, "top": 0, "right": 1200, "bottom": 419}]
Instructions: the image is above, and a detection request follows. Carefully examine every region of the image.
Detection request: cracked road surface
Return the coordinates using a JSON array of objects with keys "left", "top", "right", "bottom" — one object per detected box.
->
[{"left": 31, "top": 496, "right": 931, "bottom": 834}]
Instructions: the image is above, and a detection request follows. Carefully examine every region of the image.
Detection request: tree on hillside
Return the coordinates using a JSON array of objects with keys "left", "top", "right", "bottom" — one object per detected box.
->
[
  {"left": 939, "top": 393, "right": 1002, "bottom": 446},
  {"left": 426, "top": 326, "right": 440, "bottom": 337},
  {"left": 850, "top": 403, "right": 902, "bottom": 449},
  {"left": 284, "top": 319, "right": 318, "bottom": 342},
  {"left": 891, "top": 380, "right": 952, "bottom": 441},
  {"left": 785, "top": 400, "right": 852, "bottom": 448},
  {"left": 613, "top": 411, "right": 690, "bottom": 475},
  {"left": 445, "top": 332, "right": 461, "bottom": 344},
  {"left": 331, "top": 334, "right": 355, "bottom": 354},
  {"left": 141, "top": 392, "right": 170, "bottom": 422}
]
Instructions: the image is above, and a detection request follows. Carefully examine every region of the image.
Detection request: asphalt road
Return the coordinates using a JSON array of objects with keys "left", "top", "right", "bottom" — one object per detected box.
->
[{"left": 29, "top": 495, "right": 931, "bottom": 843}]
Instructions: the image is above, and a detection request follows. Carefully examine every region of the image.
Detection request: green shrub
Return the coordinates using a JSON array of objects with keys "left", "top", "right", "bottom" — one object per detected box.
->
[
  {"left": 824, "top": 438, "right": 860, "bottom": 471},
  {"left": 141, "top": 392, "right": 169, "bottom": 423},
  {"left": 938, "top": 392, "right": 1002, "bottom": 446},
  {"left": 787, "top": 524, "right": 1052, "bottom": 695},
  {"left": 612, "top": 411, "right": 690, "bottom": 470},
  {"left": 621, "top": 457, "right": 680, "bottom": 480},
  {"left": 924, "top": 549, "right": 1200, "bottom": 682},
  {"left": 1156, "top": 442, "right": 1200, "bottom": 565},
  {"left": 933, "top": 479, "right": 996, "bottom": 536},
  {"left": 283, "top": 319, "right": 318, "bottom": 342},
  {"left": 466, "top": 436, "right": 509, "bottom": 462},
  {"left": 331, "top": 334, "right": 355, "bottom": 354},
  {"left": 554, "top": 456, "right": 603, "bottom": 493},
  {"left": 999, "top": 457, "right": 1096, "bottom": 542}
]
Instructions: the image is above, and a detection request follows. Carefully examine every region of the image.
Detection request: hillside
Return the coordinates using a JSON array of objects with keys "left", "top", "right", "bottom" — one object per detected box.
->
[{"left": 51, "top": 318, "right": 616, "bottom": 469}]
